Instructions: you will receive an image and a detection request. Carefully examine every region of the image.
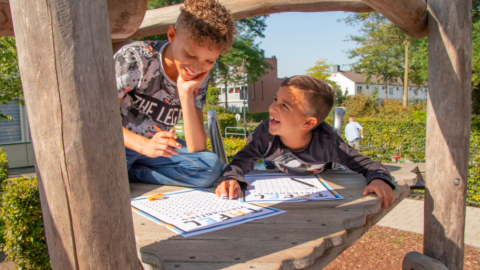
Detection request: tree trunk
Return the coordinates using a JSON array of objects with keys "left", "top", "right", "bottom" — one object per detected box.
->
[
  {"left": 224, "top": 79, "right": 229, "bottom": 110},
  {"left": 403, "top": 40, "right": 409, "bottom": 107},
  {"left": 424, "top": 0, "right": 471, "bottom": 269},
  {"left": 384, "top": 82, "right": 388, "bottom": 101},
  {"left": 9, "top": 0, "right": 138, "bottom": 268}
]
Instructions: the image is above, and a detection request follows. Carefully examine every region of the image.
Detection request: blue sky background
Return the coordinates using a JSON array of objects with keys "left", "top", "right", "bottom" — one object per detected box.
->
[{"left": 254, "top": 12, "right": 362, "bottom": 78}]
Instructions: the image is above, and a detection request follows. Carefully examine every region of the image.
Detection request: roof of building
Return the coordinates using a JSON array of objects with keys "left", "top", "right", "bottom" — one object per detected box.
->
[{"left": 335, "top": 71, "right": 424, "bottom": 86}]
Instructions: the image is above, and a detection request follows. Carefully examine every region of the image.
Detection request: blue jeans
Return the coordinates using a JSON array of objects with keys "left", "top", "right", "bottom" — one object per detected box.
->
[{"left": 126, "top": 139, "right": 223, "bottom": 188}]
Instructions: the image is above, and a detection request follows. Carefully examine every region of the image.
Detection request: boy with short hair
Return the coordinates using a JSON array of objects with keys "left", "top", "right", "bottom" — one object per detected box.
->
[
  {"left": 115, "top": 0, "right": 236, "bottom": 187},
  {"left": 216, "top": 75, "right": 395, "bottom": 209}
]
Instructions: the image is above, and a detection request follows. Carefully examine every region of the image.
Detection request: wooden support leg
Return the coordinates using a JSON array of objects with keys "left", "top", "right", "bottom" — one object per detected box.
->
[
  {"left": 9, "top": 0, "right": 138, "bottom": 269},
  {"left": 425, "top": 0, "right": 472, "bottom": 269},
  {"left": 402, "top": 251, "right": 449, "bottom": 270}
]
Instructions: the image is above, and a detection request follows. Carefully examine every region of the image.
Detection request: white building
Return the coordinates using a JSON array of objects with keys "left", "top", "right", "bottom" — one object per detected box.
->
[
  {"left": 328, "top": 66, "right": 428, "bottom": 100},
  {"left": 0, "top": 99, "right": 34, "bottom": 169}
]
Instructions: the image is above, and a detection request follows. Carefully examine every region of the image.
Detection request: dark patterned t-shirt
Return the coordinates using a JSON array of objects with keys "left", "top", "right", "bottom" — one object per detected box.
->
[{"left": 114, "top": 40, "right": 209, "bottom": 137}]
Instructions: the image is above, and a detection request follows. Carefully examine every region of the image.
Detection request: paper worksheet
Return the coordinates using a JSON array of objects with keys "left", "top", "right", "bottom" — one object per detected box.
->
[
  {"left": 242, "top": 173, "right": 343, "bottom": 203},
  {"left": 131, "top": 189, "right": 285, "bottom": 237}
]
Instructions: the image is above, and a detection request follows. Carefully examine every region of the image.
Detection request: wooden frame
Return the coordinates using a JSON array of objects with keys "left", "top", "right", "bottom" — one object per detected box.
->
[{"left": 2, "top": 0, "right": 471, "bottom": 268}]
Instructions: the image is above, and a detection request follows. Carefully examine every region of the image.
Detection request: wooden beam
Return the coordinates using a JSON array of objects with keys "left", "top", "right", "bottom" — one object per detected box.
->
[
  {"left": 108, "top": 0, "right": 148, "bottom": 39},
  {"left": 361, "top": 0, "right": 428, "bottom": 38},
  {"left": 113, "top": 0, "right": 428, "bottom": 42},
  {"left": 0, "top": 0, "right": 148, "bottom": 38},
  {"left": 114, "top": 0, "right": 375, "bottom": 42},
  {"left": 424, "top": 0, "right": 472, "bottom": 269},
  {"left": 9, "top": 0, "right": 138, "bottom": 268}
]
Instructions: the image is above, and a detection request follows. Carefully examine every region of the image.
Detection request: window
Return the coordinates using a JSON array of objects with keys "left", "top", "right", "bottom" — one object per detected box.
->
[
  {"left": 228, "top": 88, "right": 234, "bottom": 94},
  {"left": 366, "top": 85, "right": 369, "bottom": 90},
  {"left": 382, "top": 86, "right": 385, "bottom": 90},
  {"left": 251, "top": 84, "right": 255, "bottom": 100},
  {"left": 396, "top": 87, "right": 399, "bottom": 91},
  {"left": 221, "top": 88, "right": 225, "bottom": 94},
  {"left": 357, "top": 86, "right": 362, "bottom": 90},
  {"left": 235, "top": 87, "right": 240, "bottom": 93},
  {"left": 261, "top": 82, "right": 264, "bottom": 100},
  {"left": 389, "top": 87, "right": 393, "bottom": 95}
]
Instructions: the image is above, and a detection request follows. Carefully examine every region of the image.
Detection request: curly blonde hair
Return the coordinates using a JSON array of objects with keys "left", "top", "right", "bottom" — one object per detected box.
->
[{"left": 177, "top": 0, "right": 236, "bottom": 55}]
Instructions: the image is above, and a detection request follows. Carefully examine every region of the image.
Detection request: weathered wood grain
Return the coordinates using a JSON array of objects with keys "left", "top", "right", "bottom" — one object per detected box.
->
[
  {"left": 361, "top": 0, "right": 428, "bottom": 38},
  {"left": 108, "top": 0, "right": 148, "bottom": 39},
  {"left": 402, "top": 251, "right": 449, "bottom": 270},
  {"left": 0, "top": 0, "right": 148, "bottom": 38},
  {"left": 424, "top": 0, "right": 472, "bottom": 269},
  {"left": 113, "top": 0, "right": 427, "bottom": 42},
  {"left": 114, "top": 0, "right": 375, "bottom": 42},
  {"left": 131, "top": 165, "right": 413, "bottom": 270},
  {"left": 9, "top": 0, "right": 138, "bottom": 268}
]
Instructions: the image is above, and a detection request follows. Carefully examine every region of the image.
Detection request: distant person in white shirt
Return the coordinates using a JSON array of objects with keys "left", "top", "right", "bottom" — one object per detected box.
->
[{"left": 345, "top": 117, "right": 364, "bottom": 150}]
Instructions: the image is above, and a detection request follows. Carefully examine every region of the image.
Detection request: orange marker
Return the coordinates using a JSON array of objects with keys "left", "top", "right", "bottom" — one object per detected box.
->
[{"left": 154, "top": 126, "right": 180, "bottom": 146}]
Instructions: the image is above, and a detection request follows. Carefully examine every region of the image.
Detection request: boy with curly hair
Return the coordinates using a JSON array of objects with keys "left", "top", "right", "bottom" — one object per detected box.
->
[
  {"left": 114, "top": 0, "right": 236, "bottom": 187},
  {"left": 216, "top": 76, "right": 395, "bottom": 210}
]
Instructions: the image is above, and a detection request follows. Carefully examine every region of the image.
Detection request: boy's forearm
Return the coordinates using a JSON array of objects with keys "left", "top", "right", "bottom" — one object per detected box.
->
[
  {"left": 123, "top": 126, "right": 148, "bottom": 154},
  {"left": 180, "top": 94, "right": 206, "bottom": 153}
]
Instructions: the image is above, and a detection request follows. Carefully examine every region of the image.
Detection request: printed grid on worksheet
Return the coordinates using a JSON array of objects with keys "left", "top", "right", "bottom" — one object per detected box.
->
[
  {"left": 251, "top": 177, "right": 324, "bottom": 195},
  {"left": 134, "top": 191, "right": 248, "bottom": 222},
  {"left": 131, "top": 190, "right": 283, "bottom": 234}
]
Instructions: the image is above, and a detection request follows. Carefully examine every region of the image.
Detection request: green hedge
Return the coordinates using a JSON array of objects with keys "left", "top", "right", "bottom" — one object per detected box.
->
[
  {"left": 0, "top": 148, "right": 7, "bottom": 247},
  {"left": 0, "top": 148, "right": 8, "bottom": 183},
  {"left": 0, "top": 177, "right": 51, "bottom": 269},
  {"left": 247, "top": 111, "right": 269, "bottom": 122}
]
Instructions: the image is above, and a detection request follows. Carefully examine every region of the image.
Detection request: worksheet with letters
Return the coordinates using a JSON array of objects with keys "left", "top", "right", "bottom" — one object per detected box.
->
[
  {"left": 131, "top": 189, "right": 284, "bottom": 237},
  {"left": 242, "top": 173, "right": 343, "bottom": 203}
]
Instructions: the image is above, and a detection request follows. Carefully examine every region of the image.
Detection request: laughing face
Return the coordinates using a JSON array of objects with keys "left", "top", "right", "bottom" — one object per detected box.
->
[
  {"left": 268, "top": 86, "right": 316, "bottom": 140},
  {"left": 167, "top": 25, "right": 219, "bottom": 81}
]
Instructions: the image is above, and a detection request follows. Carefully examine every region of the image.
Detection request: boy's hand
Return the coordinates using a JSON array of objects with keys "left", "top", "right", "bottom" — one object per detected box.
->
[
  {"left": 141, "top": 129, "right": 182, "bottom": 158},
  {"left": 177, "top": 71, "right": 209, "bottom": 99},
  {"left": 215, "top": 180, "right": 241, "bottom": 200},
  {"left": 362, "top": 179, "right": 394, "bottom": 210}
]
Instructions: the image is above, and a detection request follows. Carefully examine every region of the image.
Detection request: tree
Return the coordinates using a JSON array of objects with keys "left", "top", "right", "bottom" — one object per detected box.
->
[
  {"left": 471, "top": 0, "right": 480, "bottom": 114},
  {"left": 206, "top": 85, "right": 219, "bottom": 105},
  {"left": 342, "top": 13, "right": 403, "bottom": 102},
  {"left": 342, "top": 13, "right": 428, "bottom": 106},
  {"left": 305, "top": 58, "right": 340, "bottom": 89},
  {"left": 0, "top": 37, "right": 23, "bottom": 122},
  {"left": 211, "top": 16, "right": 272, "bottom": 110}
]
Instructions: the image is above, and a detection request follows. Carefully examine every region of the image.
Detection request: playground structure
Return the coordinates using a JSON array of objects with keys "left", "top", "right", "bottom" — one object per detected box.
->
[{"left": 0, "top": 0, "right": 472, "bottom": 269}]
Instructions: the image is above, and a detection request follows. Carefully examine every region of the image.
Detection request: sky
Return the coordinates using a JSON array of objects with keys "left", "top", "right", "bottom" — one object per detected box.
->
[{"left": 254, "top": 12, "right": 362, "bottom": 78}]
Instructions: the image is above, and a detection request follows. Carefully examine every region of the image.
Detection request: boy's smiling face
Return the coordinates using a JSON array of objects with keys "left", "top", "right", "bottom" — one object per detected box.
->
[
  {"left": 269, "top": 86, "right": 318, "bottom": 142},
  {"left": 167, "top": 25, "right": 219, "bottom": 81}
]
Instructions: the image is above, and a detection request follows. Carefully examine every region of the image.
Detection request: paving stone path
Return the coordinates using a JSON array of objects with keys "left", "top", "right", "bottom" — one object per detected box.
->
[{"left": 378, "top": 198, "right": 480, "bottom": 248}]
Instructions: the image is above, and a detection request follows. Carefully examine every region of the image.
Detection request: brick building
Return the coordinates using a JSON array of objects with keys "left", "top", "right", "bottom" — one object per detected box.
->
[
  {"left": 217, "top": 56, "right": 285, "bottom": 113},
  {"left": 247, "top": 56, "right": 284, "bottom": 113}
]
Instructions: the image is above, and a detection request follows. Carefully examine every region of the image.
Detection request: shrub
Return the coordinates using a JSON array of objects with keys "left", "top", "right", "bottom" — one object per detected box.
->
[
  {"left": 247, "top": 111, "right": 269, "bottom": 122},
  {"left": 0, "top": 148, "right": 8, "bottom": 183},
  {"left": 0, "top": 177, "right": 51, "bottom": 269},
  {"left": 0, "top": 148, "right": 7, "bottom": 247}
]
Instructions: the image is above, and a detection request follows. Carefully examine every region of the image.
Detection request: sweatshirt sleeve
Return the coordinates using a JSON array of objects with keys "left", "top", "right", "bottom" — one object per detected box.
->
[
  {"left": 329, "top": 132, "right": 395, "bottom": 190},
  {"left": 218, "top": 121, "right": 270, "bottom": 189}
]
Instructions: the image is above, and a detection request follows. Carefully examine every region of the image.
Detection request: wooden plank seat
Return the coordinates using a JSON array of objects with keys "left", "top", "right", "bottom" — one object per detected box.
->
[{"left": 130, "top": 163, "right": 420, "bottom": 270}]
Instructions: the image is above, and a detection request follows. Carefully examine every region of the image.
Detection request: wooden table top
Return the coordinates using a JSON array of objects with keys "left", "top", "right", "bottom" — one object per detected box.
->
[{"left": 130, "top": 164, "right": 420, "bottom": 270}]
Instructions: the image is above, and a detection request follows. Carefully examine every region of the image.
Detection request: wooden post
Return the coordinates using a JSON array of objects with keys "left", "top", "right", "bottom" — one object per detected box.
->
[
  {"left": 9, "top": 0, "right": 138, "bottom": 269},
  {"left": 425, "top": 0, "right": 472, "bottom": 269}
]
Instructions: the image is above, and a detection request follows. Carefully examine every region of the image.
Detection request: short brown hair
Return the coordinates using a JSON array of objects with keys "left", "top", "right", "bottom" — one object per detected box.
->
[
  {"left": 178, "top": 0, "right": 236, "bottom": 55},
  {"left": 281, "top": 75, "right": 335, "bottom": 125}
]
